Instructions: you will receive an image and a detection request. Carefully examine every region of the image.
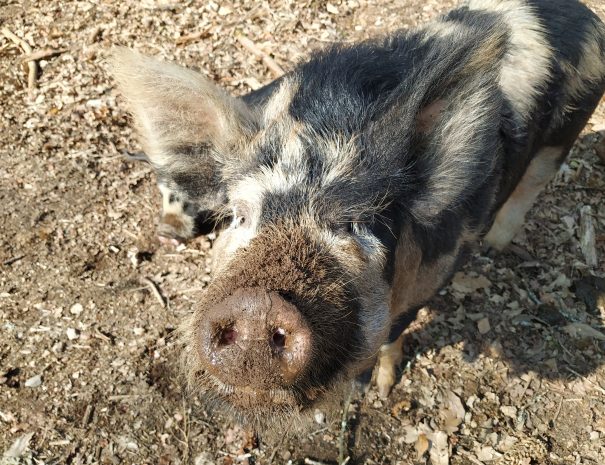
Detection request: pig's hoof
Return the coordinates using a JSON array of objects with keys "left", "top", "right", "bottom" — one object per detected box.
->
[
  {"left": 483, "top": 222, "right": 515, "bottom": 253},
  {"left": 376, "top": 364, "right": 397, "bottom": 399},
  {"left": 158, "top": 235, "right": 181, "bottom": 247},
  {"left": 375, "top": 336, "right": 404, "bottom": 398},
  {"left": 480, "top": 243, "right": 498, "bottom": 258}
]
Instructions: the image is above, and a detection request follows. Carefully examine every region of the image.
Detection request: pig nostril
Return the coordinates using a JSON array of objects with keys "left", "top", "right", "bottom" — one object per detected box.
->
[
  {"left": 271, "top": 328, "right": 287, "bottom": 350},
  {"left": 217, "top": 327, "right": 238, "bottom": 347}
]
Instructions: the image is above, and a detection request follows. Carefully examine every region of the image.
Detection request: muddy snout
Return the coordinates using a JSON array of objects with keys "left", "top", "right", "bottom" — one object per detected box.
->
[{"left": 197, "top": 287, "right": 312, "bottom": 391}]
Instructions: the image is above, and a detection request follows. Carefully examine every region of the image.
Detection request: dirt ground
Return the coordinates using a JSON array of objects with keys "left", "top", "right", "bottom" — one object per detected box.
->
[{"left": 2, "top": 1, "right": 605, "bottom": 464}]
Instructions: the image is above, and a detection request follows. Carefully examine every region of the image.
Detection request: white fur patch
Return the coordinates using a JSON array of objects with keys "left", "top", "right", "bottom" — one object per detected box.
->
[
  {"left": 413, "top": 81, "right": 498, "bottom": 220},
  {"left": 263, "top": 78, "right": 299, "bottom": 124},
  {"left": 467, "top": 0, "right": 553, "bottom": 119},
  {"left": 211, "top": 206, "right": 260, "bottom": 275},
  {"left": 158, "top": 184, "right": 181, "bottom": 215},
  {"left": 423, "top": 19, "right": 470, "bottom": 42},
  {"left": 484, "top": 146, "right": 564, "bottom": 250}
]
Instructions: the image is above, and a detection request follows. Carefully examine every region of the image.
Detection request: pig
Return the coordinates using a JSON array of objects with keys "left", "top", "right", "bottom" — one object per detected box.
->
[{"left": 111, "top": 0, "right": 605, "bottom": 429}]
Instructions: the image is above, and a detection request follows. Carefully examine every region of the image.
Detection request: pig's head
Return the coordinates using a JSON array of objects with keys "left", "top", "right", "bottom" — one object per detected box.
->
[{"left": 111, "top": 32, "right": 504, "bottom": 427}]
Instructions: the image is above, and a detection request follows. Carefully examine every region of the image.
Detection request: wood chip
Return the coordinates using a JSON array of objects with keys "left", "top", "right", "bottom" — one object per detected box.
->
[
  {"left": 415, "top": 433, "right": 429, "bottom": 459},
  {"left": 175, "top": 30, "right": 210, "bottom": 45},
  {"left": 563, "top": 322, "right": 605, "bottom": 341},
  {"left": 3, "top": 432, "right": 34, "bottom": 458},
  {"left": 1, "top": 27, "right": 37, "bottom": 99},
  {"left": 236, "top": 35, "right": 285, "bottom": 78},
  {"left": 428, "top": 431, "right": 449, "bottom": 465},
  {"left": 579, "top": 205, "right": 598, "bottom": 267},
  {"left": 20, "top": 48, "right": 67, "bottom": 62}
]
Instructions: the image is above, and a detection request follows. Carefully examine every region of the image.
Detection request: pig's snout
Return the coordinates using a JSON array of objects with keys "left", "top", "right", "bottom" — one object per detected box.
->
[
  {"left": 157, "top": 213, "right": 189, "bottom": 245},
  {"left": 197, "top": 288, "right": 312, "bottom": 394}
]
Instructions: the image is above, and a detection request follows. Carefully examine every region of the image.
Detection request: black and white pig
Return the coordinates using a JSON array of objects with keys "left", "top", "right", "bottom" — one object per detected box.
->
[{"left": 111, "top": 0, "right": 605, "bottom": 428}]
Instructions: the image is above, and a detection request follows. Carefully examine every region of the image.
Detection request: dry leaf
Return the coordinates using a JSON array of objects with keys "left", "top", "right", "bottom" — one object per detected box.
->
[
  {"left": 428, "top": 431, "right": 449, "bottom": 465},
  {"left": 401, "top": 425, "right": 419, "bottom": 444},
  {"left": 3, "top": 432, "right": 34, "bottom": 458},
  {"left": 451, "top": 272, "right": 491, "bottom": 294},
  {"left": 563, "top": 323, "right": 605, "bottom": 341},
  {"left": 415, "top": 433, "right": 429, "bottom": 459},
  {"left": 500, "top": 405, "right": 517, "bottom": 419},
  {"left": 442, "top": 391, "right": 465, "bottom": 434},
  {"left": 579, "top": 205, "right": 598, "bottom": 267},
  {"left": 326, "top": 3, "right": 339, "bottom": 14},
  {"left": 476, "top": 445, "right": 502, "bottom": 461}
]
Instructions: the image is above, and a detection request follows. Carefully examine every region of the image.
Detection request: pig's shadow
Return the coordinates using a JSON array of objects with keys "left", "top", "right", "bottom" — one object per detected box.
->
[{"left": 395, "top": 130, "right": 605, "bottom": 385}]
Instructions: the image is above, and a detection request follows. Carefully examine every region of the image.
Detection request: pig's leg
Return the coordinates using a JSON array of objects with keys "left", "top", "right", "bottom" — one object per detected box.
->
[
  {"left": 376, "top": 334, "right": 404, "bottom": 398},
  {"left": 375, "top": 307, "right": 420, "bottom": 398},
  {"left": 484, "top": 145, "right": 565, "bottom": 251}
]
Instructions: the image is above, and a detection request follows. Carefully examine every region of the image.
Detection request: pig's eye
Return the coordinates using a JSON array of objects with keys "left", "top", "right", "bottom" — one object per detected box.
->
[
  {"left": 336, "top": 221, "right": 357, "bottom": 235},
  {"left": 232, "top": 204, "right": 251, "bottom": 229}
]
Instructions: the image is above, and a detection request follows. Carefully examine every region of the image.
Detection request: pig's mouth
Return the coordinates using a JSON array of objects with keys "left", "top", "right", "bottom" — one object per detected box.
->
[
  {"left": 202, "top": 371, "right": 321, "bottom": 412},
  {"left": 187, "top": 363, "right": 344, "bottom": 431}
]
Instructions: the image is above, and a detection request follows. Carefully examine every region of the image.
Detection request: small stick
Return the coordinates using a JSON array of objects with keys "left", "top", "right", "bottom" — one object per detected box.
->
[
  {"left": 142, "top": 277, "right": 167, "bottom": 309},
  {"left": 338, "top": 383, "right": 354, "bottom": 465},
  {"left": 236, "top": 35, "right": 285, "bottom": 78},
  {"left": 176, "top": 30, "right": 210, "bottom": 45},
  {"left": 1, "top": 27, "right": 37, "bottom": 99},
  {"left": 552, "top": 397, "right": 563, "bottom": 424},
  {"left": 21, "top": 48, "right": 66, "bottom": 62},
  {"left": 108, "top": 394, "right": 152, "bottom": 401},
  {"left": 3, "top": 255, "right": 25, "bottom": 266},
  {"left": 268, "top": 412, "right": 295, "bottom": 463},
  {"left": 81, "top": 404, "right": 94, "bottom": 427},
  {"left": 88, "top": 25, "right": 102, "bottom": 44},
  {"left": 304, "top": 459, "right": 328, "bottom": 465}
]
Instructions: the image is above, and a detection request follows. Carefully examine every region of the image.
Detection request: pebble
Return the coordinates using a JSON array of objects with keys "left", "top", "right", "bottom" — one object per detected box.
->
[
  {"left": 70, "top": 303, "right": 83, "bottom": 315},
  {"left": 52, "top": 341, "right": 65, "bottom": 353},
  {"left": 477, "top": 317, "right": 491, "bottom": 335},
  {"left": 25, "top": 374, "right": 42, "bottom": 388},
  {"left": 314, "top": 409, "right": 325, "bottom": 424},
  {"left": 194, "top": 452, "right": 215, "bottom": 465},
  {"left": 66, "top": 328, "right": 79, "bottom": 340},
  {"left": 500, "top": 405, "right": 517, "bottom": 420}
]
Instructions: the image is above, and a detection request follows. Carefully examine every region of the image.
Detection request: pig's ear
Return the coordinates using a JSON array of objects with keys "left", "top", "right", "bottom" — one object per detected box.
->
[
  {"left": 367, "top": 71, "right": 502, "bottom": 224},
  {"left": 411, "top": 75, "right": 502, "bottom": 222},
  {"left": 110, "top": 48, "right": 256, "bottom": 167},
  {"left": 415, "top": 100, "right": 447, "bottom": 134}
]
